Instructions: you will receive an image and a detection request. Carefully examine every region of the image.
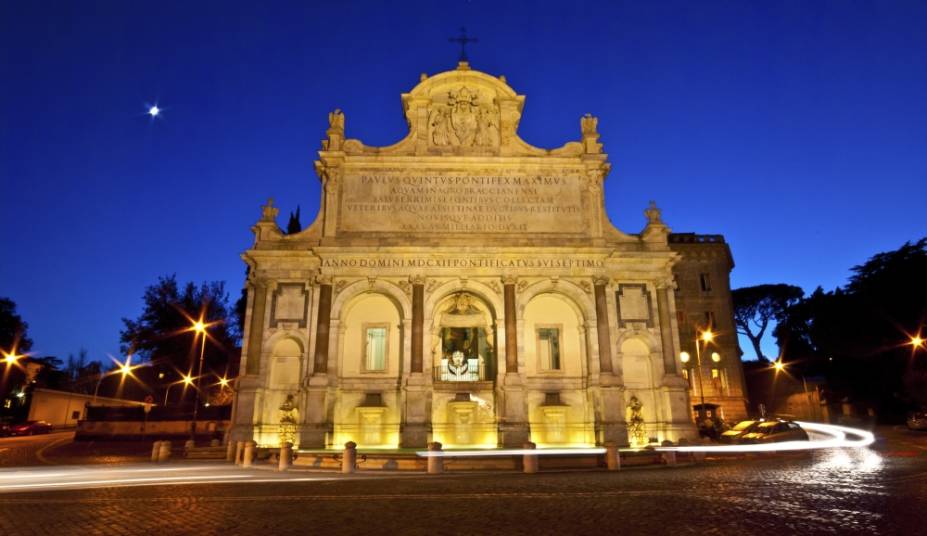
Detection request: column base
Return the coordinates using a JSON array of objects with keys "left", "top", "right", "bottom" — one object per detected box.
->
[
  {"left": 298, "top": 425, "right": 330, "bottom": 449},
  {"left": 499, "top": 422, "right": 530, "bottom": 447},
  {"left": 597, "top": 422, "right": 629, "bottom": 447},
  {"left": 400, "top": 423, "right": 430, "bottom": 448}
]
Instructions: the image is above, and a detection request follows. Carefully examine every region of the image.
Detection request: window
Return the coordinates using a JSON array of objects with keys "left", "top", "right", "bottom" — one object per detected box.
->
[
  {"left": 537, "top": 327, "right": 561, "bottom": 370},
  {"left": 704, "top": 311, "right": 716, "bottom": 328},
  {"left": 699, "top": 273, "right": 712, "bottom": 292},
  {"left": 364, "top": 325, "right": 388, "bottom": 371}
]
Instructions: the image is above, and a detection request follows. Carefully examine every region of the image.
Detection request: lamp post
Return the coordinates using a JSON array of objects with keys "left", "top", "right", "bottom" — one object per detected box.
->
[
  {"left": 164, "top": 374, "right": 194, "bottom": 406},
  {"left": 190, "top": 319, "right": 208, "bottom": 443},
  {"left": 680, "top": 328, "right": 715, "bottom": 420}
]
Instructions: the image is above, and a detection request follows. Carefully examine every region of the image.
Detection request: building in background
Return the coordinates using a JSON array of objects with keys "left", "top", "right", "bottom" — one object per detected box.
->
[
  {"left": 230, "top": 61, "right": 748, "bottom": 450},
  {"left": 669, "top": 234, "right": 749, "bottom": 421}
]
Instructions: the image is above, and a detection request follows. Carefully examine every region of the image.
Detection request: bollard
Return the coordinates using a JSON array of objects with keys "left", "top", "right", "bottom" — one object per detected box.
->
[
  {"left": 226, "top": 439, "right": 236, "bottom": 462},
  {"left": 522, "top": 442, "right": 538, "bottom": 474},
  {"left": 661, "top": 450, "right": 677, "bottom": 466},
  {"left": 278, "top": 442, "right": 293, "bottom": 472},
  {"left": 157, "top": 440, "right": 172, "bottom": 463},
  {"left": 151, "top": 440, "right": 162, "bottom": 463},
  {"left": 210, "top": 438, "right": 221, "bottom": 447},
  {"left": 427, "top": 442, "right": 444, "bottom": 474},
  {"left": 184, "top": 439, "right": 195, "bottom": 451},
  {"left": 342, "top": 441, "right": 357, "bottom": 474},
  {"left": 234, "top": 441, "right": 244, "bottom": 465},
  {"left": 604, "top": 442, "right": 621, "bottom": 471},
  {"left": 242, "top": 441, "right": 256, "bottom": 468}
]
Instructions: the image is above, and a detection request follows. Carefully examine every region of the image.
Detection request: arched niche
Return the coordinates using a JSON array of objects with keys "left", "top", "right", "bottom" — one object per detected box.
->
[
  {"left": 522, "top": 293, "right": 586, "bottom": 377},
  {"left": 620, "top": 337, "right": 659, "bottom": 424},
  {"left": 340, "top": 292, "right": 403, "bottom": 377},
  {"left": 268, "top": 338, "right": 303, "bottom": 389},
  {"left": 430, "top": 292, "right": 497, "bottom": 383}
]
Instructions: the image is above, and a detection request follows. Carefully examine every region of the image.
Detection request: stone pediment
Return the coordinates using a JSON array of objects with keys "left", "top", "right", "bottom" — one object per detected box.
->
[{"left": 330, "top": 62, "right": 589, "bottom": 158}]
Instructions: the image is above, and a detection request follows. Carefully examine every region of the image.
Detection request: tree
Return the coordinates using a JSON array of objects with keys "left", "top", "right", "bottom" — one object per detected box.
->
[
  {"left": 774, "top": 238, "right": 927, "bottom": 419},
  {"left": 0, "top": 297, "right": 33, "bottom": 355},
  {"left": 732, "top": 284, "right": 804, "bottom": 361},
  {"left": 120, "top": 275, "right": 240, "bottom": 406},
  {"left": 286, "top": 205, "right": 302, "bottom": 234}
]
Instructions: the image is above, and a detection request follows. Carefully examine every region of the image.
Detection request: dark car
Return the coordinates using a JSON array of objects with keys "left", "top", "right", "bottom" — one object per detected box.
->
[
  {"left": 908, "top": 411, "right": 927, "bottom": 431},
  {"left": 719, "top": 419, "right": 763, "bottom": 444},
  {"left": 9, "top": 420, "right": 53, "bottom": 436},
  {"left": 740, "top": 420, "right": 809, "bottom": 444}
]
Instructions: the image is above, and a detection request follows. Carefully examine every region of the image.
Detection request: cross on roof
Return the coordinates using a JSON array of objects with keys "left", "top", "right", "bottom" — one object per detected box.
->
[{"left": 449, "top": 27, "right": 478, "bottom": 63}]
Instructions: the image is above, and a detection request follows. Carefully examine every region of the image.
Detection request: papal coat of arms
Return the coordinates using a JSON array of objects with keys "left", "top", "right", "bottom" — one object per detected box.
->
[{"left": 429, "top": 87, "right": 500, "bottom": 148}]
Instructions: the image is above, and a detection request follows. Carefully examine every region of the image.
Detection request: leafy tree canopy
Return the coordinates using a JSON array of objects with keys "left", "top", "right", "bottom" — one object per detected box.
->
[
  {"left": 732, "top": 284, "right": 804, "bottom": 361},
  {"left": 0, "top": 297, "right": 33, "bottom": 354},
  {"left": 120, "top": 275, "right": 241, "bottom": 387}
]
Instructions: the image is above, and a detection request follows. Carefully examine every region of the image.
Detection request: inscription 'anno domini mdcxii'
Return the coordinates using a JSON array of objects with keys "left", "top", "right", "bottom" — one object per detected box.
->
[{"left": 339, "top": 172, "right": 585, "bottom": 234}]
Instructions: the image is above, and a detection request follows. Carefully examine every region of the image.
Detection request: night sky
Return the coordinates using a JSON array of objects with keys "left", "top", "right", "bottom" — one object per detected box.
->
[{"left": 2, "top": 1, "right": 925, "bottom": 363}]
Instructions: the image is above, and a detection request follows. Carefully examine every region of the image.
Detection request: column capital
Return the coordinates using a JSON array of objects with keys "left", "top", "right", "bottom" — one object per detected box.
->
[
  {"left": 593, "top": 275, "right": 611, "bottom": 287},
  {"left": 501, "top": 275, "right": 518, "bottom": 286}
]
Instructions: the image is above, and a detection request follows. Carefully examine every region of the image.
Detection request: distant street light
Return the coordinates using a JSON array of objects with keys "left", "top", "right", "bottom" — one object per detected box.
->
[
  {"left": 190, "top": 316, "right": 210, "bottom": 443},
  {"left": 680, "top": 328, "right": 716, "bottom": 420},
  {"left": 910, "top": 335, "right": 924, "bottom": 350},
  {"left": 2, "top": 351, "right": 21, "bottom": 366},
  {"left": 163, "top": 373, "right": 195, "bottom": 406}
]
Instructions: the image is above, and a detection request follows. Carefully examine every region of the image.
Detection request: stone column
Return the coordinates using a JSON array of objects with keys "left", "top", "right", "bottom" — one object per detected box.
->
[
  {"left": 402, "top": 277, "right": 429, "bottom": 448},
  {"left": 302, "top": 276, "right": 333, "bottom": 448},
  {"left": 245, "top": 282, "right": 268, "bottom": 375},
  {"left": 655, "top": 282, "right": 678, "bottom": 375},
  {"left": 593, "top": 278, "right": 613, "bottom": 374},
  {"left": 504, "top": 281, "right": 518, "bottom": 373},
  {"left": 411, "top": 281, "right": 424, "bottom": 373},
  {"left": 313, "top": 282, "right": 333, "bottom": 374},
  {"left": 500, "top": 276, "right": 528, "bottom": 447}
]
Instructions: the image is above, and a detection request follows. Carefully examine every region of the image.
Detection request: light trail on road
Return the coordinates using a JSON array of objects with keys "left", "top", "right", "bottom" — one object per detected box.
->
[
  {"left": 0, "top": 464, "right": 339, "bottom": 493},
  {"left": 655, "top": 421, "right": 875, "bottom": 453}
]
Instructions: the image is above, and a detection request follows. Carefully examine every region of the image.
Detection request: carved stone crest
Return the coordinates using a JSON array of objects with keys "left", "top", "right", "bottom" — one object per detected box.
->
[{"left": 429, "top": 87, "right": 500, "bottom": 148}]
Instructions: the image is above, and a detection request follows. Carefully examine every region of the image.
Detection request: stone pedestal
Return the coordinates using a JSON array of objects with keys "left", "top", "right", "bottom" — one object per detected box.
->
[
  {"left": 401, "top": 373, "right": 430, "bottom": 448},
  {"left": 500, "top": 373, "right": 529, "bottom": 447},
  {"left": 300, "top": 375, "right": 330, "bottom": 448},
  {"left": 597, "top": 382, "right": 629, "bottom": 446}
]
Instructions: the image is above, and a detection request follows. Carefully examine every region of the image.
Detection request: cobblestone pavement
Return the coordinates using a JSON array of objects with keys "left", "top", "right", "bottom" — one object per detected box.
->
[
  {"left": 0, "top": 431, "right": 72, "bottom": 467},
  {"left": 0, "top": 428, "right": 925, "bottom": 535},
  {"left": 0, "top": 446, "right": 924, "bottom": 535}
]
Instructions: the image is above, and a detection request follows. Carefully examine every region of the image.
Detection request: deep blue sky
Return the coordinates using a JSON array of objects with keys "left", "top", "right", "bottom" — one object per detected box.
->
[{"left": 2, "top": 1, "right": 925, "bottom": 363}]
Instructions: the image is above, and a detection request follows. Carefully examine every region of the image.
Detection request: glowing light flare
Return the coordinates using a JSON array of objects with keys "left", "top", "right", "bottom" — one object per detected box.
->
[
  {"left": 700, "top": 330, "right": 714, "bottom": 343},
  {"left": 679, "top": 351, "right": 691, "bottom": 364},
  {"left": 711, "top": 352, "right": 721, "bottom": 363},
  {"left": 217, "top": 376, "right": 230, "bottom": 388},
  {"left": 773, "top": 360, "right": 786, "bottom": 373},
  {"left": 656, "top": 421, "right": 875, "bottom": 453},
  {"left": 182, "top": 374, "right": 194, "bottom": 386},
  {"left": 2, "top": 352, "right": 20, "bottom": 365},
  {"left": 911, "top": 335, "right": 925, "bottom": 349}
]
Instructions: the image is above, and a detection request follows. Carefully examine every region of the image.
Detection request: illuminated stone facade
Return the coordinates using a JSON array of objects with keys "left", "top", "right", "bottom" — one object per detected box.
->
[{"left": 230, "top": 62, "right": 746, "bottom": 449}]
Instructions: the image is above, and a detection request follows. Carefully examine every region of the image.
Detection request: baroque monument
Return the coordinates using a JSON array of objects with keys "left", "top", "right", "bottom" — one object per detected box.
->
[{"left": 230, "top": 60, "right": 747, "bottom": 449}]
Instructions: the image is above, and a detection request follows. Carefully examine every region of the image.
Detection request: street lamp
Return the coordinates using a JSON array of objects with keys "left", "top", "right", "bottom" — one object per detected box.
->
[
  {"left": 680, "top": 328, "right": 716, "bottom": 420},
  {"left": 190, "top": 317, "right": 209, "bottom": 443},
  {"left": 910, "top": 335, "right": 924, "bottom": 350},
  {"left": 164, "top": 373, "right": 194, "bottom": 406},
  {"left": 2, "top": 351, "right": 21, "bottom": 366}
]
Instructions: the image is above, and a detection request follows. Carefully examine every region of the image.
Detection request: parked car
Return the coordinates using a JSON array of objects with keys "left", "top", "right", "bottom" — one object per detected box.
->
[
  {"left": 740, "top": 419, "right": 809, "bottom": 444},
  {"left": 720, "top": 420, "right": 763, "bottom": 444},
  {"left": 739, "top": 419, "right": 808, "bottom": 443},
  {"left": 9, "top": 420, "right": 53, "bottom": 436},
  {"left": 908, "top": 411, "right": 927, "bottom": 431}
]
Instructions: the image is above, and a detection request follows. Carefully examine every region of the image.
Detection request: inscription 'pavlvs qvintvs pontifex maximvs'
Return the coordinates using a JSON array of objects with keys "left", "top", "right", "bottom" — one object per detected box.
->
[{"left": 339, "top": 173, "right": 585, "bottom": 234}]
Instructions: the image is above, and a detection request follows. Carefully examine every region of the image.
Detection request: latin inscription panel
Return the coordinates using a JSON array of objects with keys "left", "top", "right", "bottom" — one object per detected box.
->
[{"left": 338, "top": 170, "right": 586, "bottom": 234}]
